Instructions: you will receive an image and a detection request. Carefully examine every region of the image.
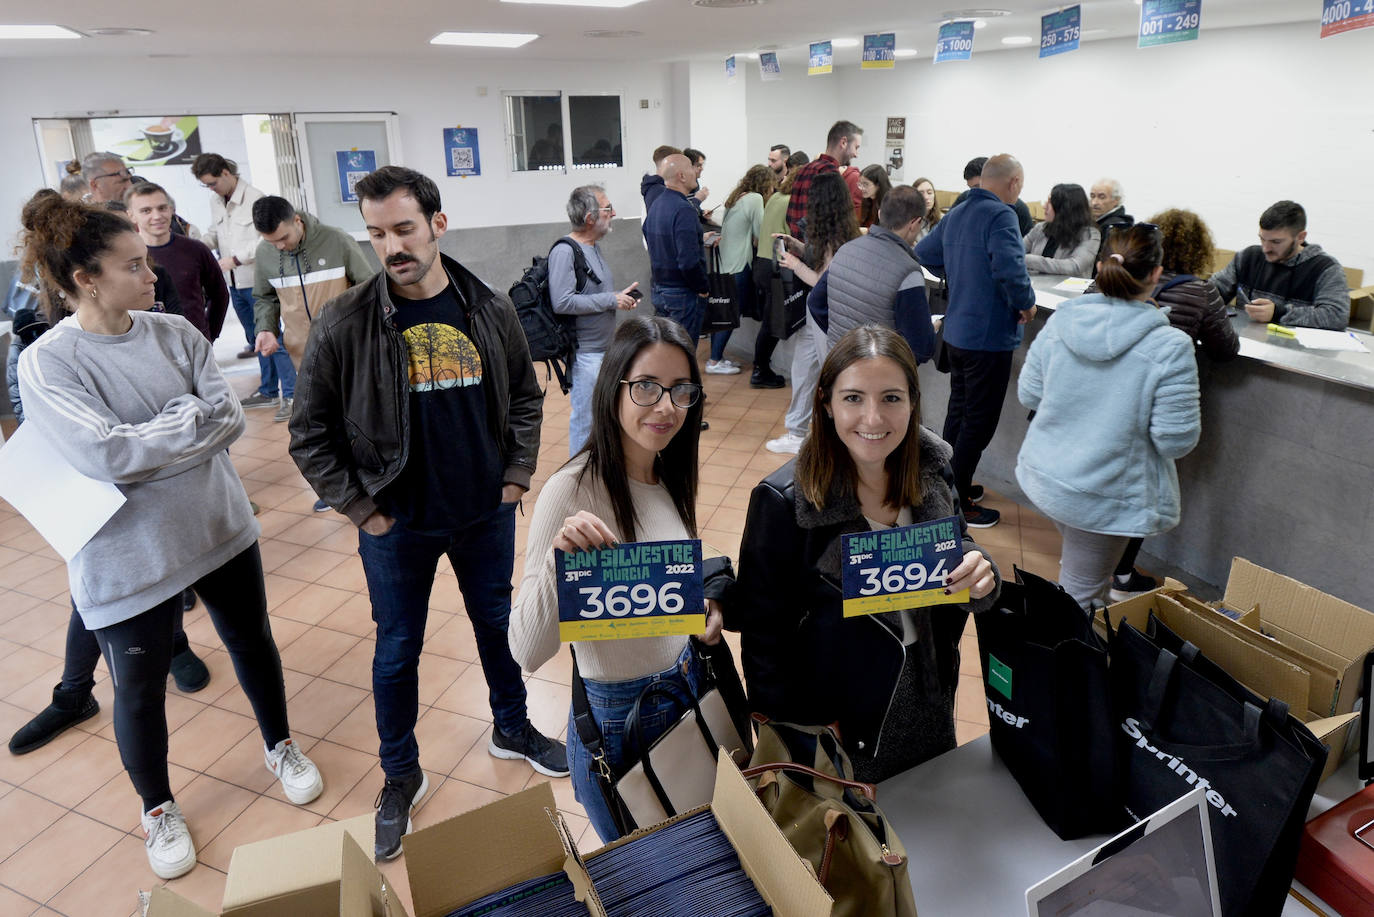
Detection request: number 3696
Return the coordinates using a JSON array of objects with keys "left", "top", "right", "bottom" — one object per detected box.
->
[{"left": 579, "top": 583, "right": 685, "bottom": 618}]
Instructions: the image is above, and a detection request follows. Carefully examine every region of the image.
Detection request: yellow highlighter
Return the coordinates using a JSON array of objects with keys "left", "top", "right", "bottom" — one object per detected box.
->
[{"left": 1266, "top": 323, "right": 1297, "bottom": 338}]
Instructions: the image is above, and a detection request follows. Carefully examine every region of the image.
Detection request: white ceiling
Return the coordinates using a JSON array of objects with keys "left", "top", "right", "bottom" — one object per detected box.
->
[{"left": 0, "top": 0, "right": 1317, "bottom": 62}]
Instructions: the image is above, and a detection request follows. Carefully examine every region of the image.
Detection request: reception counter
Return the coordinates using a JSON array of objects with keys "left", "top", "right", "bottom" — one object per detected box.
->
[{"left": 918, "top": 274, "right": 1374, "bottom": 608}]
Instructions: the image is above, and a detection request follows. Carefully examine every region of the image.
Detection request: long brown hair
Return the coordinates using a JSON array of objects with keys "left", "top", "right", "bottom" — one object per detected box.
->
[
  {"left": 724, "top": 164, "right": 775, "bottom": 210},
  {"left": 797, "top": 325, "right": 924, "bottom": 511},
  {"left": 803, "top": 172, "right": 860, "bottom": 269},
  {"left": 575, "top": 316, "right": 703, "bottom": 541},
  {"left": 857, "top": 165, "right": 891, "bottom": 229},
  {"left": 912, "top": 177, "right": 942, "bottom": 226}
]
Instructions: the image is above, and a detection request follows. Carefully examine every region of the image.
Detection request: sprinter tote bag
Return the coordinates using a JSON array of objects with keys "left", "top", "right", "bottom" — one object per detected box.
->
[
  {"left": 703, "top": 247, "right": 740, "bottom": 332},
  {"left": 1110, "top": 616, "right": 1327, "bottom": 917},
  {"left": 973, "top": 567, "right": 1125, "bottom": 839}
]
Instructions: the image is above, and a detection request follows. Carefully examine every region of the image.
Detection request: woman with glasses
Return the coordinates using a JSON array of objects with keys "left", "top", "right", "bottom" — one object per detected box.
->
[
  {"left": 1015, "top": 223, "right": 1201, "bottom": 608},
  {"left": 724, "top": 324, "right": 999, "bottom": 783},
  {"left": 509, "top": 315, "right": 730, "bottom": 842}
]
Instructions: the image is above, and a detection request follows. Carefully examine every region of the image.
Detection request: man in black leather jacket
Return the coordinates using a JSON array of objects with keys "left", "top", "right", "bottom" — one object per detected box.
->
[{"left": 288, "top": 166, "right": 560, "bottom": 862}]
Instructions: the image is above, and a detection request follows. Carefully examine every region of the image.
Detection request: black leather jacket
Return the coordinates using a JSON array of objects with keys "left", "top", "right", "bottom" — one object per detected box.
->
[
  {"left": 288, "top": 254, "right": 543, "bottom": 526},
  {"left": 722, "top": 428, "right": 1000, "bottom": 767}
]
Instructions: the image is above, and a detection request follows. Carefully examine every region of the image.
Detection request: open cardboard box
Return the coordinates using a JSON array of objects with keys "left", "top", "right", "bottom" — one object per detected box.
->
[
  {"left": 401, "top": 780, "right": 605, "bottom": 917},
  {"left": 1101, "top": 558, "right": 1374, "bottom": 782},
  {"left": 585, "top": 752, "right": 833, "bottom": 916},
  {"left": 145, "top": 815, "right": 408, "bottom": 917}
]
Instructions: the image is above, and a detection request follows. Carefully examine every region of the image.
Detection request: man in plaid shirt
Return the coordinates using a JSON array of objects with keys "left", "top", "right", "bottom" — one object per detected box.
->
[{"left": 785, "top": 120, "right": 864, "bottom": 237}]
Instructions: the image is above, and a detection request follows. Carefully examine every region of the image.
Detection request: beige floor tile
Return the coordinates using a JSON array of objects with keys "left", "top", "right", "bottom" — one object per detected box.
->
[
  {"left": 411, "top": 776, "right": 503, "bottom": 832},
  {"left": 323, "top": 699, "right": 380, "bottom": 756},
  {"left": 293, "top": 739, "right": 376, "bottom": 817},
  {"left": 48, "top": 834, "right": 160, "bottom": 917},
  {"left": 167, "top": 707, "right": 258, "bottom": 772},
  {"left": 272, "top": 582, "right": 355, "bottom": 626},
  {"left": 0, "top": 811, "right": 124, "bottom": 903},
  {"left": 75, "top": 763, "right": 198, "bottom": 836},
  {"left": 412, "top": 707, "right": 489, "bottom": 776},
  {"left": 317, "top": 593, "right": 376, "bottom": 638},
  {"left": 280, "top": 677, "right": 368, "bottom": 739},
  {"left": 0, "top": 788, "right": 66, "bottom": 863},
  {"left": 21, "top": 733, "right": 125, "bottom": 809},
  {"left": 278, "top": 626, "right": 361, "bottom": 677},
  {"left": 158, "top": 863, "right": 228, "bottom": 914},
  {"left": 449, "top": 728, "right": 539, "bottom": 795},
  {"left": 0, "top": 884, "right": 39, "bottom": 917}
]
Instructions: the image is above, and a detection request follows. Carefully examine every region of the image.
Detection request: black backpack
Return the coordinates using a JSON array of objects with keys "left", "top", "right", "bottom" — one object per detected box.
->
[{"left": 509, "top": 236, "right": 601, "bottom": 394}]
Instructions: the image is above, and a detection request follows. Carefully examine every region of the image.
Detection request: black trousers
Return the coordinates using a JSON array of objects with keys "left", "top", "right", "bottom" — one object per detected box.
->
[
  {"left": 941, "top": 344, "right": 1014, "bottom": 505},
  {"left": 93, "top": 543, "right": 289, "bottom": 810}
]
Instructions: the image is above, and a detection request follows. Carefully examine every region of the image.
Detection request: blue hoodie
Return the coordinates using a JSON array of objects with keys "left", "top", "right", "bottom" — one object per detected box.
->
[{"left": 1015, "top": 293, "right": 1201, "bottom": 537}]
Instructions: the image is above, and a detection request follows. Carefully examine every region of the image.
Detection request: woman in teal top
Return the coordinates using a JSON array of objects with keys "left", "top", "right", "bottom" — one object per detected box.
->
[{"left": 706, "top": 165, "right": 774, "bottom": 378}]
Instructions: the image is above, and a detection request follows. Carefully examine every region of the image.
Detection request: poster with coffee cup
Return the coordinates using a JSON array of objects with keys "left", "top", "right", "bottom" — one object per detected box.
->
[{"left": 97, "top": 115, "right": 202, "bottom": 166}]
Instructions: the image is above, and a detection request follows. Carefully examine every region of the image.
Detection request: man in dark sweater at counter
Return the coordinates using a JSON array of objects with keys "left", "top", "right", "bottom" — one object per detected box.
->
[
  {"left": 916, "top": 153, "right": 1036, "bottom": 529},
  {"left": 127, "top": 182, "right": 229, "bottom": 341},
  {"left": 1208, "top": 200, "right": 1349, "bottom": 330},
  {"left": 644, "top": 152, "right": 709, "bottom": 342}
]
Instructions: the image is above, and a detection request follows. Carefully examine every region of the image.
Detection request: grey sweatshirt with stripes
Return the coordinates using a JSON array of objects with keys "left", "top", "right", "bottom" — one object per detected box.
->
[{"left": 18, "top": 311, "right": 259, "bottom": 629}]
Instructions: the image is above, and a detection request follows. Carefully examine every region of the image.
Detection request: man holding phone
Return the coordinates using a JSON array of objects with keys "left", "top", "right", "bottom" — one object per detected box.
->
[{"left": 553, "top": 184, "right": 641, "bottom": 455}]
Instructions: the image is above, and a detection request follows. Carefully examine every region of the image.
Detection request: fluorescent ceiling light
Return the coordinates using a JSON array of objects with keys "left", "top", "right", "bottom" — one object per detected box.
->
[
  {"left": 501, "top": 0, "right": 647, "bottom": 5},
  {"left": 831, "top": 37, "right": 860, "bottom": 47},
  {"left": 430, "top": 31, "right": 539, "bottom": 47},
  {"left": 1001, "top": 35, "right": 1033, "bottom": 45},
  {"left": 894, "top": 48, "right": 918, "bottom": 58},
  {"left": 741, "top": 52, "right": 759, "bottom": 59},
  {"left": 973, "top": 19, "right": 987, "bottom": 29},
  {"left": 0, "top": 24, "right": 82, "bottom": 39}
]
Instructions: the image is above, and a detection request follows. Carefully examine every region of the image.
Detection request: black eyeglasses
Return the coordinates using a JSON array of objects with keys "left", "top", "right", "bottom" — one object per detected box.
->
[
  {"left": 92, "top": 169, "right": 132, "bottom": 182},
  {"left": 620, "top": 379, "right": 702, "bottom": 409}
]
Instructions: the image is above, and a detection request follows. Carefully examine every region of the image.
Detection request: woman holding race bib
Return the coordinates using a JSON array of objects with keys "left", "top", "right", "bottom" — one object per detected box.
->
[
  {"left": 509, "top": 316, "right": 731, "bottom": 841},
  {"left": 723, "top": 325, "right": 999, "bottom": 783}
]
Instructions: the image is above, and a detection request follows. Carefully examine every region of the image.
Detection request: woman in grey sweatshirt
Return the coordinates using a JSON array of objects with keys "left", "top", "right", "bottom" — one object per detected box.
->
[{"left": 15, "top": 194, "right": 323, "bottom": 880}]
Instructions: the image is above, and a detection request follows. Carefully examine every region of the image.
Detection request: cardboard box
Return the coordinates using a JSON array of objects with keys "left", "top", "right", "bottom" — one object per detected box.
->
[
  {"left": 401, "top": 781, "right": 605, "bottom": 917},
  {"left": 586, "top": 753, "right": 833, "bottom": 917},
  {"left": 1102, "top": 560, "right": 1372, "bottom": 782}
]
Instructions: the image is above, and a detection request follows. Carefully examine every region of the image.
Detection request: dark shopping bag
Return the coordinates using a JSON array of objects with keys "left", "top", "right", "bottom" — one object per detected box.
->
[
  {"left": 1111, "top": 615, "right": 1328, "bottom": 917},
  {"left": 926, "top": 277, "right": 952, "bottom": 373},
  {"left": 703, "top": 247, "right": 740, "bottom": 332},
  {"left": 758, "top": 255, "right": 810, "bottom": 340},
  {"left": 973, "top": 567, "right": 1125, "bottom": 839}
]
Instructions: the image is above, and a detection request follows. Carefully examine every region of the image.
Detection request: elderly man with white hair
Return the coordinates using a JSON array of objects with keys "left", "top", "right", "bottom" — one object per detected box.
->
[{"left": 1089, "top": 178, "right": 1134, "bottom": 234}]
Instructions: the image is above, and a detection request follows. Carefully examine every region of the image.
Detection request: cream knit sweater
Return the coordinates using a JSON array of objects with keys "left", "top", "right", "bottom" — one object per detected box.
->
[{"left": 509, "top": 453, "right": 691, "bottom": 682}]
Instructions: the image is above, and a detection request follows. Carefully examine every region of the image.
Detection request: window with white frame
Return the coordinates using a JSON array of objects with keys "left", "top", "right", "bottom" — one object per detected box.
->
[{"left": 504, "top": 91, "right": 623, "bottom": 173}]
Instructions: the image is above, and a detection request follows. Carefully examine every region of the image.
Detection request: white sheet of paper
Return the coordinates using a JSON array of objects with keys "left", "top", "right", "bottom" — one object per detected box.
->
[
  {"left": 0, "top": 423, "right": 126, "bottom": 561},
  {"left": 1052, "top": 277, "right": 1093, "bottom": 293},
  {"left": 1291, "top": 327, "right": 1370, "bottom": 352}
]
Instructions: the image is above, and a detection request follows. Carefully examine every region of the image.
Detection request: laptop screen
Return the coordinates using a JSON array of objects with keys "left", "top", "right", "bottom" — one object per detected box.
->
[{"left": 1027, "top": 789, "right": 1221, "bottom": 917}]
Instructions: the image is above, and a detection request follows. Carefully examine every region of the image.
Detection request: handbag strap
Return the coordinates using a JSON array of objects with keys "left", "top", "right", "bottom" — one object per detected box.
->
[
  {"left": 1141, "top": 646, "right": 1177, "bottom": 732},
  {"left": 742, "top": 761, "right": 877, "bottom": 802},
  {"left": 569, "top": 648, "right": 614, "bottom": 778}
]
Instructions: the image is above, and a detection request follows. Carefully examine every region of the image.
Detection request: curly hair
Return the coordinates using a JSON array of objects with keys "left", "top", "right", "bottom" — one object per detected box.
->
[
  {"left": 1150, "top": 208, "right": 1216, "bottom": 277},
  {"left": 20, "top": 190, "right": 136, "bottom": 323},
  {"left": 803, "top": 172, "right": 860, "bottom": 269},
  {"left": 724, "top": 164, "right": 775, "bottom": 209}
]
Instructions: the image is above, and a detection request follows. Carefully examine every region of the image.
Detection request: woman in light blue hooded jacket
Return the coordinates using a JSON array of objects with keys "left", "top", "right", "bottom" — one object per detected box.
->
[{"left": 1015, "top": 223, "right": 1201, "bottom": 607}]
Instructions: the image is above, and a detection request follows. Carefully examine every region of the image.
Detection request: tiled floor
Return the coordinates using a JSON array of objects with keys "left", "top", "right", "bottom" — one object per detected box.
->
[{"left": 0, "top": 339, "right": 1063, "bottom": 916}]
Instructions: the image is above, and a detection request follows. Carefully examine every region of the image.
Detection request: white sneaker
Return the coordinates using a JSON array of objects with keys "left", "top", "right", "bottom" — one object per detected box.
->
[
  {"left": 765, "top": 431, "right": 805, "bottom": 455},
  {"left": 141, "top": 800, "right": 196, "bottom": 880},
  {"left": 705, "top": 359, "right": 742, "bottom": 375},
  {"left": 265, "top": 737, "right": 324, "bottom": 805}
]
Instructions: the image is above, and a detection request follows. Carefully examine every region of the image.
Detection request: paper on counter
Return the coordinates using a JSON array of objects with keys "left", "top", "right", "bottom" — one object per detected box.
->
[
  {"left": 1291, "top": 328, "right": 1370, "bottom": 353},
  {"left": 0, "top": 423, "right": 126, "bottom": 561},
  {"left": 1052, "top": 277, "right": 1093, "bottom": 293}
]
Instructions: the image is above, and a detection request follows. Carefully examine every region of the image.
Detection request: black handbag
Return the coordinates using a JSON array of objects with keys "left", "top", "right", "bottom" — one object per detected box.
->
[
  {"left": 973, "top": 567, "right": 1125, "bottom": 840},
  {"left": 764, "top": 259, "right": 810, "bottom": 340},
  {"left": 1111, "top": 615, "right": 1328, "bottom": 917},
  {"left": 703, "top": 247, "right": 740, "bottom": 332}
]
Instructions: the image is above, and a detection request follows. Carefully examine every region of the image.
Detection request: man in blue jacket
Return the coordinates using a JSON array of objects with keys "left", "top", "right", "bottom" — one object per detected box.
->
[
  {"left": 643, "top": 152, "right": 709, "bottom": 341},
  {"left": 915, "top": 154, "right": 1036, "bottom": 528}
]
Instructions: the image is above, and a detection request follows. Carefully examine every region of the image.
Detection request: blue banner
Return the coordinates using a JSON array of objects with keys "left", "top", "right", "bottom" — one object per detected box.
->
[
  {"left": 759, "top": 51, "right": 782, "bottom": 81},
  {"left": 442, "top": 128, "right": 480, "bottom": 177},
  {"left": 725, "top": 55, "right": 736, "bottom": 80},
  {"left": 1321, "top": 0, "right": 1374, "bottom": 37},
  {"left": 841, "top": 516, "right": 968, "bottom": 617},
  {"left": 862, "top": 33, "right": 895, "bottom": 70},
  {"left": 934, "top": 21, "right": 975, "bottom": 63},
  {"left": 808, "top": 41, "right": 832, "bottom": 75},
  {"left": 1041, "top": 5, "right": 1082, "bottom": 58},
  {"left": 556, "top": 540, "right": 705, "bottom": 641},
  {"left": 335, "top": 149, "right": 376, "bottom": 203},
  {"left": 1139, "top": 0, "right": 1201, "bottom": 48}
]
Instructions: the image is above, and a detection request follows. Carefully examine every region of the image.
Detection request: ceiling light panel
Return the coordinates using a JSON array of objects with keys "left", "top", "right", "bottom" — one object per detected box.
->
[
  {"left": 502, "top": 0, "right": 647, "bottom": 6},
  {"left": 0, "top": 24, "right": 82, "bottom": 39},
  {"left": 430, "top": 31, "right": 540, "bottom": 47}
]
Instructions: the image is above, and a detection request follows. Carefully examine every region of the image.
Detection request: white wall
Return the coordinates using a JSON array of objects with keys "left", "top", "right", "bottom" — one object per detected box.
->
[
  {"left": 0, "top": 54, "right": 677, "bottom": 248},
  {"left": 687, "top": 58, "right": 748, "bottom": 212},
  {"left": 719, "top": 22, "right": 1374, "bottom": 276}
]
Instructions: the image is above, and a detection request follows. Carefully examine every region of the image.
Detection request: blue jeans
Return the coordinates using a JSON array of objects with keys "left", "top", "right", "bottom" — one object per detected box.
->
[
  {"left": 568, "top": 349, "right": 603, "bottom": 457},
  {"left": 655, "top": 286, "right": 704, "bottom": 343},
  {"left": 568, "top": 643, "right": 701, "bottom": 843},
  {"left": 358, "top": 503, "right": 527, "bottom": 778},
  {"left": 231, "top": 287, "right": 296, "bottom": 398}
]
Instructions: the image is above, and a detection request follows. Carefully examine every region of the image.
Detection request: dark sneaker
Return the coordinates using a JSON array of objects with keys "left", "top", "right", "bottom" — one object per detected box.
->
[
  {"left": 700, "top": 420, "right": 710, "bottom": 431},
  {"left": 489, "top": 721, "right": 569, "bottom": 777},
  {"left": 170, "top": 647, "right": 210, "bottom": 693},
  {"left": 374, "top": 770, "right": 429, "bottom": 861},
  {"left": 236, "top": 346, "right": 256, "bottom": 359},
  {"left": 966, "top": 483, "right": 985, "bottom": 504},
  {"left": 1108, "top": 569, "right": 1160, "bottom": 602},
  {"left": 313, "top": 498, "right": 332, "bottom": 513},
  {"left": 963, "top": 504, "right": 1000, "bottom": 528},
  {"left": 181, "top": 588, "right": 196, "bottom": 612},
  {"left": 240, "top": 393, "right": 277, "bottom": 409},
  {"left": 9, "top": 685, "right": 99, "bottom": 755},
  {"left": 750, "top": 370, "right": 786, "bottom": 389}
]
